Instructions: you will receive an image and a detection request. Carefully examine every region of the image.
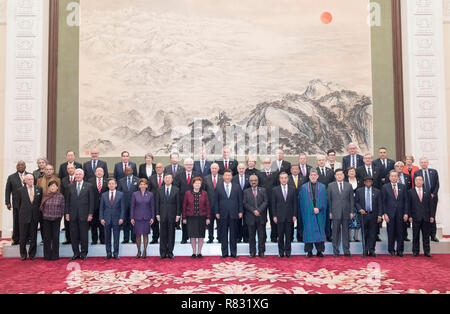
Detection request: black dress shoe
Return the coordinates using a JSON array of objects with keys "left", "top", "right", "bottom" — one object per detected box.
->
[
  {"left": 326, "top": 237, "right": 332, "bottom": 242},
  {"left": 197, "top": 254, "right": 203, "bottom": 259},
  {"left": 12, "top": 241, "right": 20, "bottom": 246},
  {"left": 150, "top": 240, "right": 158, "bottom": 244},
  {"left": 258, "top": 252, "right": 265, "bottom": 258},
  {"left": 306, "top": 252, "right": 313, "bottom": 258},
  {"left": 369, "top": 252, "right": 377, "bottom": 258},
  {"left": 114, "top": 255, "right": 119, "bottom": 260},
  {"left": 425, "top": 253, "right": 432, "bottom": 258},
  {"left": 317, "top": 252, "right": 324, "bottom": 258},
  {"left": 80, "top": 255, "right": 87, "bottom": 261},
  {"left": 207, "top": 239, "right": 213, "bottom": 244},
  {"left": 105, "top": 254, "right": 112, "bottom": 260},
  {"left": 62, "top": 241, "right": 71, "bottom": 245},
  {"left": 285, "top": 253, "right": 291, "bottom": 258},
  {"left": 431, "top": 237, "right": 439, "bottom": 242},
  {"left": 121, "top": 241, "right": 129, "bottom": 244},
  {"left": 191, "top": 254, "right": 196, "bottom": 259},
  {"left": 389, "top": 251, "right": 396, "bottom": 257},
  {"left": 271, "top": 239, "right": 277, "bottom": 243},
  {"left": 279, "top": 254, "right": 284, "bottom": 258},
  {"left": 396, "top": 252, "right": 404, "bottom": 257},
  {"left": 168, "top": 253, "right": 174, "bottom": 259},
  {"left": 249, "top": 253, "right": 256, "bottom": 258},
  {"left": 181, "top": 240, "right": 187, "bottom": 244},
  {"left": 333, "top": 253, "right": 339, "bottom": 258},
  {"left": 71, "top": 255, "right": 80, "bottom": 261},
  {"left": 404, "top": 238, "right": 411, "bottom": 242},
  {"left": 21, "top": 257, "right": 27, "bottom": 261},
  {"left": 231, "top": 254, "right": 238, "bottom": 259},
  {"left": 91, "top": 241, "right": 98, "bottom": 245},
  {"left": 376, "top": 236, "right": 382, "bottom": 242},
  {"left": 160, "top": 255, "right": 166, "bottom": 260},
  {"left": 413, "top": 253, "right": 419, "bottom": 257},
  {"left": 221, "top": 254, "right": 229, "bottom": 258},
  {"left": 344, "top": 253, "right": 352, "bottom": 258}
]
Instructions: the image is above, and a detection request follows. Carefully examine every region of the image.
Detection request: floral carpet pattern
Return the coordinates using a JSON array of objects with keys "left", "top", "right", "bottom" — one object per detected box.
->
[{"left": 0, "top": 254, "right": 449, "bottom": 294}]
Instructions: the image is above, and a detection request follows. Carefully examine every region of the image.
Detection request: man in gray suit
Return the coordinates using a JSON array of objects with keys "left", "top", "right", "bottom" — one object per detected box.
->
[{"left": 327, "top": 169, "right": 355, "bottom": 257}]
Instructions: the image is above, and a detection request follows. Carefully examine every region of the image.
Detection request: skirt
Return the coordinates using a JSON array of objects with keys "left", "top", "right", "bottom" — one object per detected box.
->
[
  {"left": 133, "top": 219, "right": 151, "bottom": 235},
  {"left": 187, "top": 216, "right": 207, "bottom": 239}
]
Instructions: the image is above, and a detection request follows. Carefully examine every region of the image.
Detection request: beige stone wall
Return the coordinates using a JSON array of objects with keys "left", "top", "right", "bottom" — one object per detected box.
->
[{"left": 0, "top": 0, "right": 6, "bottom": 233}]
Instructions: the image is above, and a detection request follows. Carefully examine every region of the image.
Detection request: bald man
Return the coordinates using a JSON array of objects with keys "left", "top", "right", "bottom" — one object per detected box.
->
[{"left": 83, "top": 148, "right": 109, "bottom": 180}]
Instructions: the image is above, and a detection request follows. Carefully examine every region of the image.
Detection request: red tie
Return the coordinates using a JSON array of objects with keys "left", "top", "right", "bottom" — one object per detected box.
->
[
  {"left": 187, "top": 173, "right": 191, "bottom": 185},
  {"left": 213, "top": 176, "right": 217, "bottom": 189},
  {"left": 70, "top": 177, "right": 73, "bottom": 184},
  {"left": 253, "top": 188, "right": 257, "bottom": 198},
  {"left": 110, "top": 192, "right": 114, "bottom": 205},
  {"left": 158, "top": 175, "right": 162, "bottom": 188},
  {"left": 225, "top": 160, "right": 228, "bottom": 170},
  {"left": 266, "top": 171, "right": 270, "bottom": 178},
  {"left": 393, "top": 184, "right": 398, "bottom": 199},
  {"left": 418, "top": 188, "right": 422, "bottom": 202},
  {"left": 97, "top": 179, "right": 102, "bottom": 193},
  {"left": 123, "top": 163, "right": 127, "bottom": 174}
]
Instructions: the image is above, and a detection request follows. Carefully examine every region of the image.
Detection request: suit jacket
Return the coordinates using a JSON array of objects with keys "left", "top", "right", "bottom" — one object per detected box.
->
[
  {"left": 373, "top": 158, "right": 395, "bottom": 183},
  {"left": 99, "top": 190, "right": 125, "bottom": 225},
  {"left": 204, "top": 174, "right": 223, "bottom": 209},
  {"left": 356, "top": 165, "right": 382, "bottom": 189},
  {"left": 232, "top": 174, "right": 250, "bottom": 193},
  {"left": 114, "top": 162, "right": 138, "bottom": 181},
  {"left": 60, "top": 176, "right": 76, "bottom": 199},
  {"left": 155, "top": 185, "right": 181, "bottom": 222},
  {"left": 4, "top": 172, "right": 29, "bottom": 208},
  {"left": 17, "top": 186, "right": 43, "bottom": 224},
  {"left": 164, "top": 164, "right": 185, "bottom": 177},
  {"left": 215, "top": 159, "right": 238, "bottom": 176},
  {"left": 148, "top": 173, "right": 165, "bottom": 195},
  {"left": 213, "top": 182, "right": 243, "bottom": 219},
  {"left": 243, "top": 187, "right": 268, "bottom": 225},
  {"left": 327, "top": 181, "right": 355, "bottom": 220},
  {"left": 288, "top": 175, "right": 302, "bottom": 195},
  {"left": 298, "top": 164, "right": 312, "bottom": 186},
  {"left": 193, "top": 160, "right": 213, "bottom": 177},
  {"left": 58, "top": 161, "right": 82, "bottom": 180},
  {"left": 88, "top": 177, "right": 109, "bottom": 215},
  {"left": 174, "top": 170, "right": 202, "bottom": 199},
  {"left": 317, "top": 167, "right": 334, "bottom": 187},
  {"left": 386, "top": 172, "right": 412, "bottom": 191},
  {"left": 342, "top": 154, "right": 364, "bottom": 171},
  {"left": 257, "top": 170, "right": 279, "bottom": 206},
  {"left": 138, "top": 163, "right": 156, "bottom": 180},
  {"left": 414, "top": 169, "right": 440, "bottom": 196},
  {"left": 117, "top": 175, "right": 140, "bottom": 209},
  {"left": 65, "top": 181, "right": 95, "bottom": 221},
  {"left": 272, "top": 185, "right": 298, "bottom": 223},
  {"left": 408, "top": 188, "right": 434, "bottom": 222},
  {"left": 354, "top": 187, "right": 382, "bottom": 217},
  {"left": 381, "top": 182, "right": 409, "bottom": 219},
  {"left": 271, "top": 160, "right": 291, "bottom": 175},
  {"left": 83, "top": 160, "right": 109, "bottom": 180}
]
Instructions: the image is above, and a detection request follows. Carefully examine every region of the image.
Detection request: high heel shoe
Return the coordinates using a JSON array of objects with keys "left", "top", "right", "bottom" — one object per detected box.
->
[
  {"left": 142, "top": 251, "right": 147, "bottom": 259},
  {"left": 136, "top": 252, "right": 141, "bottom": 259}
]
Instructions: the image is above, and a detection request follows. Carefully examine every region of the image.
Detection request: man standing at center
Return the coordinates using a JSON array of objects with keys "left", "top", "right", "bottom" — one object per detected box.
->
[{"left": 328, "top": 169, "right": 355, "bottom": 257}]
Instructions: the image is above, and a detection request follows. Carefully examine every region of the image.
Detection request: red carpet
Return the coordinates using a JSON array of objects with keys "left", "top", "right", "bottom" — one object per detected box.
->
[{"left": 0, "top": 254, "right": 449, "bottom": 294}]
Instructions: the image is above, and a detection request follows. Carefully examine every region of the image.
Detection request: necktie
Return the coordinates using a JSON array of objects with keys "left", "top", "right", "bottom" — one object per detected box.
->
[
  {"left": 70, "top": 176, "right": 73, "bottom": 184},
  {"left": 278, "top": 161, "right": 281, "bottom": 171},
  {"left": 383, "top": 159, "right": 387, "bottom": 169},
  {"left": 77, "top": 182, "right": 81, "bottom": 196},
  {"left": 253, "top": 188, "right": 257, "bottom": 198},
  {"left": 393, "top": 184, "right": 398, "bottom": 199},
  {"left": 201, "top": 160, "right": 205, "bottom": 173},
  {"left": 166, "top": 187, "right": 170, "bottom": 200},
  {"left": 418, "top": 188, "right": 422, "bottom": 202},
  {"left": 127, "top": 177, "right": 131, "bottom": 190},
  {"left": 110, "top": 191, "right": 114, "bottom": 205},
  {"left": 123, "top": 163, "right": 127, "bottom": 174},
  {"left": 266, "top": 171, "right": 270, "bottom": 178},
  {"left": 93, "top": 160, "right": 97, "bottom": 172},
  {"left": 226, "top": 184, "right": 230, "bottom": 198},
  {"left": 187, "top": 173, "right": 191, "bottom": 185},
  {"left": 321, "top": 168, "right": 325, "bottom": 177},
  {"left": 240, "top": 176, "right": 244, "bottom": 190},
  {"left": 225, "top": 160, "right": 228, "bottom": 170},
  {"left": 339, "top": 182, "right": 343, "bottom": 194},
  {"left": 158, "top": 175, "right": 162, "bottom": 188},
  {"left": 283, "top": 186, "right": 287, "bottom": 201},
  {"left": 173, "top": 165, "right": 176, "bottom": 174},
  {"left": 294, "top": 176, "right": 298, "bottom": 188},
  {"left": 97, "top": 179, "right": 102, "bottom": 193},
  {"left": 368, "top": 167, "right": 372, "bottom": 176},
  {"left": 366, "top": 188, "right": 372, "bottom": 212},
  {"left": 301, "top": 165, "right": 306, "bottom": 177},
  {"left": 29, "top": 187, "right": 34, "bottom": 203},
  {"left": 19, "top": 174, "right": 24, "bottom": 186},
  {"left": 213, "top": 176, "right": 217, "bottom": 189},
  {"left": 424, "top": 170, "right": 431, "bottom": 192}
]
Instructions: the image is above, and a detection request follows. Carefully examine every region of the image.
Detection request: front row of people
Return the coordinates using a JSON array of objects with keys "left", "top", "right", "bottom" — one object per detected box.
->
[{"left": 16, "top": 167, "right": 434, "bottom": 261}]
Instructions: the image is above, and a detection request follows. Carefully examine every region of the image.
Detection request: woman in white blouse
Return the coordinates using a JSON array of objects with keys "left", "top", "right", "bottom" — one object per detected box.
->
[
  {"left": 346, "top": 167, "right": 360, "bottom": 242},
  {"left": 325, "top": 149, "right": 342, "bottom": 171},
  {"left": 138, "top": 153, "right": 156, "bottom": 180}
]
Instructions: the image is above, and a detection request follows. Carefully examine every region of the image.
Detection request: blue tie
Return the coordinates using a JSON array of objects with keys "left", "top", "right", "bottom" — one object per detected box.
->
[
  {"left": 77, "top": 183, "right": 81, "bottom": 196},
  {"left": 127, "top": 177, "right": 131, "bottom": 190},
  {"left": 93, "top": 160, "right": 97, "bottom": 172},
  {"left": 424, "top": 170, "right": 431, "bottom": 192},
  {"left": 226, "top": 184, "right": 230, "bottom": 198},
  {"left": 166, "top": 187, "right": 170, "bottom": 200},
  {"left": 366, "top": 188, "right": 372, "bottom": 212}
]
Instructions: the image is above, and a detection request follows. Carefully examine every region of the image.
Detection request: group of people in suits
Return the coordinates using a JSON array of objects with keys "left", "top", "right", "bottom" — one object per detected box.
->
[{"left": 4, "top": 143, "right": 440, "bottom": 260}]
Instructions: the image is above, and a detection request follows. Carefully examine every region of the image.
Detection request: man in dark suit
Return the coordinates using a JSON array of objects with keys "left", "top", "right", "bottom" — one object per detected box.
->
[
  {"left": 148, "top": 163, "right": 165, "bottom": 243},
  {"left": 83, "top": 148, "right": 109, "bottom": 180},
  {"left": 328, "top": 169, "right": 355, "bottom": 257},
  {"left": 271, "top": 149, "right": 291, "bottom": 175},
  {"left": 17, "top": 174, "right": 42, "bottom": 260},
  {"left": 114, "top": 151, "right": 138, "bottom": 181},
  {"left": 372, "top": 147, "right": 395, "bottom": 185},
  {"left": 214, "top": 169, "right": 243, "bottom": 258},
  {"left": 215, "top": 147, "right": 238, "bottom": 176},
  {"left": 138, "top": 153, "right": 156, "bottom": 180},
  {"left": 174, "top": 158, "right": 201, "bottom": 244},
  {"left": 65, "top": 169, "right": 94, "bottom": 260},
  {"left": 60, "top": 164, "right": 76, "bottom": 245},
  {"left": 355, "top": 177, "right": 382, "bottom": 257},
  {"left": 156, "top": 174, "right": 181, "bottom": 259},
  {"left": 316, "top": 155, "right": 334, "bottom": 241},
  {"left": 414, "top": 157, "right": 440, "bottom": 242},
  {"left": 342, "top": 143, "right": 364, "bottom": 171},
  {"left": 58, "top": 150, "right": 82, "bottom": 180},
  {"left": 272, "top": 172, "right": 298, "bottom": 258},
  {"left": 408, "top": 175, "right": 434, "bottom": 257},
  {"left": 194, "top": 150, "right": 212, "bottom": 178},
  {"left": 356, "top": 153, "right": 381, "bottom": 189},
  {"left": 100, "top": 178, "right": 125, "bottom": 260},
  {"left": 298, "top": 154, "right": 312, "bottom": 186},
  {"left": 164, "top": 152, "right": 185, "bottom": 177},
  {"left": 258, "top": 158, "right": 279, "bottom": 242},
  {"left": 381, "top": 170, "right": 409, "bottom": 257},
  {"left": 204, "top": 163, "right": 223, "bottom": 243},
  {"left": 4, "top": 161, "right": 30, "bottom": 245},
  {"left": 288, "top": 165, "right": 302, "bottom": 242},
  {"left": 88, "top": 167, "right": 108, "bottom": 244},
  {"left": 243, "top": 175, "right": 268, "bottom": 258},
  {"left": 117, "top": 166, "right": 139, "bottom": 243},
  {"left": 233, "top": 164, "right": 250, "bottom": 243}
]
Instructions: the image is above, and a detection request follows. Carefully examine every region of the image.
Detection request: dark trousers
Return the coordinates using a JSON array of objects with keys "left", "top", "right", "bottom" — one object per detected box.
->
[
  {"left": 64, "top": 217, "right": 71, "bottom": 242},
  {"left": 13, "top": 207, "right": 20, "bottom": 243},
  {"left": 403, "top": 221, "right": 410, "bottom": 240},
  {"left": 181, "top": 220, "right": 189, "bottom": 242},
  {"left": 332, "top": 217, "right": 350, "bottom": 255},
  {"left": 123, "top": 207, "right": 136, "bottom": 243},
  {"left": 325, "top": 207, "right": 331, "bottom": 239},
  {"left": 70, "top": 220, "right": 89, "bottom": 257},
  {"left": 268, "top": 206, "right": 278, "bottom": 241},
  {"left": 104, "top": 224, "right": 121, "bottom": 256},
  {"left": 412, "top": 219, "right": 431, "bottom": 255},
  {"left": 219, "top": 216, "right": 238, "bottom": 256},
  {"left": 304, "top": 242, "right": 325, "bottom": 253},
  {"left": 160, "top": 220, "right": 176, "bottom": 257},
  {"left": 90, "top": 216, "right": 104, "bottom": 244},
  {"left": 42, "top": 218, "right": 61, "bottom": 260},
  {"left": 207, "top": 215, "right": 218, "bottom": 242},
  {"left": 237, "top": 216, "right": 249, "bottom": 242},
  {"left": 360, "top": 213, "right": 378, "bottom": 253},
  {"left": 247, "top": 221, "right": 265, "bottom": 255},
  {"left": 19, "top": 221, "right": 38, "bottom": 258},
  {"left": 430, "top": 197, "right": 438, "bottom": 238},
  {"left": 277, "top": 221, "right": 293, "bottom": 255},
  {"left": 151, "top": 219, "right": 160, "bottom": 241},
  {"left": 386, "top": 215, "right": 404, "bottom": 253},
  {"left": 296, "top": 217, "right": 303, "bottom": 242}
]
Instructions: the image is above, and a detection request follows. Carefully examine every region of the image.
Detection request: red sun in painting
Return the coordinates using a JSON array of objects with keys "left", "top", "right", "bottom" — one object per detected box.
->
[{"left": 321, "top": 12, "right": 333, "bottom": 24}]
